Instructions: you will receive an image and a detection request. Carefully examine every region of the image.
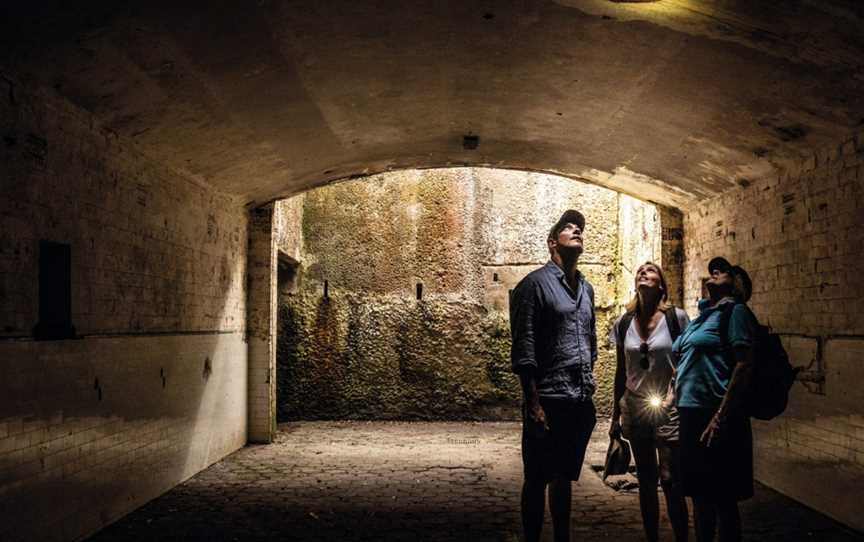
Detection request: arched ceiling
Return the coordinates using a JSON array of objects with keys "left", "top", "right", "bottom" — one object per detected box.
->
[{"left": 2, "top": 0, "right": 864, "bottom": 208}]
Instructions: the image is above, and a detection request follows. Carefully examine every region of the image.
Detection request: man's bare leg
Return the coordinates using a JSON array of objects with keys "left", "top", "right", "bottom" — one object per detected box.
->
[
  {"left": 522, "top": 478, "right": 547, "bottom": 542},
  {"left": 693, "top": 496, "right": 717, "bottom": 542},
  {"left": 716, "top": 499, "right": 741, "bottom": 542},
  {"left": 549, "top": 478, "right": 572, "bottom": 542}
]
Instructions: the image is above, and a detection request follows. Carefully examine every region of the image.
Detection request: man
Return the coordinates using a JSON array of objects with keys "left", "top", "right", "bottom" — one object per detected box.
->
[{"left": 510, "top": 209, "right": 598, "bottom": 542}]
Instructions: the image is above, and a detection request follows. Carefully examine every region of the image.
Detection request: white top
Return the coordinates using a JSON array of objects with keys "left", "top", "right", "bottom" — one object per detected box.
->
[{"left": 608, "top": 309, "right": 690, "bottom": 396}]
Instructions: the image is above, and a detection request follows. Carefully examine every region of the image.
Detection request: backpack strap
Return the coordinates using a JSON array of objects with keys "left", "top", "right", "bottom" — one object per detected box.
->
[
  {"left": 614, "top": 312, "right": 634, "bottom": 380},
  {"left": 718, "top": 302, "right": 738, "bottom": 368},
  {"left": 613, "top": 311, "right": 635, "bottom": 417},
  {"left": 663, "top": 306, "right": 682, "bottom": 343},
  {"left": 617, "top": 312, "right": 635, "bottom": 347}
]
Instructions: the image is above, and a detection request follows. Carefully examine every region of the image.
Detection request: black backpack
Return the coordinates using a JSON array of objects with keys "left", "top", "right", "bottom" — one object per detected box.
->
[{"left": 718, "top": 303, "right": 800, "bottom": 421}]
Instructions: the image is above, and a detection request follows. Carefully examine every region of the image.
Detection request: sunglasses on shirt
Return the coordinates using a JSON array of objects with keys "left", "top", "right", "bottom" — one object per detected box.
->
[{"left": 639, "top": 342, "right": 650, "bottom": 370}]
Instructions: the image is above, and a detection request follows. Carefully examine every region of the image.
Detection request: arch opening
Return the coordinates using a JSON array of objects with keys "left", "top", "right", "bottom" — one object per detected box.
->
[{"left": 267, "top": 167, "right": 683, "bottom": 422}]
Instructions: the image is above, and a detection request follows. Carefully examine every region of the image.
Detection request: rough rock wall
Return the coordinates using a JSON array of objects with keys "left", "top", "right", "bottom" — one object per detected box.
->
[
  {"left": 683, "top": 129, "right": 864, "bottom": 532},
  {"left": 275, "top": 168, "right": 663, "bottom": 420}
]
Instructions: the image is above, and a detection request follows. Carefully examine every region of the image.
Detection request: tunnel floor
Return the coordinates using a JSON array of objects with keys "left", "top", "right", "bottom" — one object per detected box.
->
[{"left": 88, "top": 421, "right": 862, "bottom": 542}]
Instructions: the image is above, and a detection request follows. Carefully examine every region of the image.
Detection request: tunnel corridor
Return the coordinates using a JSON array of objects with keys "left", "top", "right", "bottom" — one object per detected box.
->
[{"left": 2, "top": 1, "right": 864, "bottom": 541}]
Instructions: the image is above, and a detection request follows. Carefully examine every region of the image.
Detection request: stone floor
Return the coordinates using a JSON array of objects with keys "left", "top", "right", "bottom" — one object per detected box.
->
[{"left": 88, "top": 422, "right": 862, "bottom": 542}]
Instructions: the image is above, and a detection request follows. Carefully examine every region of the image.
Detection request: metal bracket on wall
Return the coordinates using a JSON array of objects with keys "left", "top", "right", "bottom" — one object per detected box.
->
[
  {"left": 779, "top": 333, "right": 825, "bottom": 395},
  {"left": 796, "top": 363, "right": 826, "bottom": 395}
]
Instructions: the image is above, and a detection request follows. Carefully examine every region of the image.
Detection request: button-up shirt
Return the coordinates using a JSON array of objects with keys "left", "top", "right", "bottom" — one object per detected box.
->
[{"left": 510, "top": 261, "right": 597, "bottom": 401}]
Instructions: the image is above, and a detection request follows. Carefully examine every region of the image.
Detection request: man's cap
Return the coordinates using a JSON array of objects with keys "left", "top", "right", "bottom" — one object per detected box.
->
[
  {"left": 548, "top": 209, "right": 586, "bottom": 240},
  {"left": 708, "top": 257, "right": 752, "bottom": 302}
]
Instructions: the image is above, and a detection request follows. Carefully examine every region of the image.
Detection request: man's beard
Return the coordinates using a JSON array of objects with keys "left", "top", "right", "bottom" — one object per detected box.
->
[{"left": 557, "top": 245, "right": 583, "bottom": 260}]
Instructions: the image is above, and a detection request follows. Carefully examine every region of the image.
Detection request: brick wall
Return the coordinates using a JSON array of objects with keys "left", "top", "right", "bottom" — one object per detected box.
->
[
  {"left": 683, "top": 129, "right": 864, "bottom": 531},
  {"left": 0, "top": 85, "right": 247, "bottom": 336},
  {"left": 247, "top": 205, "right": 276, "bottom": 443},
  {"left": 0, "top": 79, "right": 248, "bottom": 541},
  {"left": 659, "top": 207, "right": 684, "bottom": 307},
  {"left": 616, "top": 193, "right": 664, "bottom": 311}
]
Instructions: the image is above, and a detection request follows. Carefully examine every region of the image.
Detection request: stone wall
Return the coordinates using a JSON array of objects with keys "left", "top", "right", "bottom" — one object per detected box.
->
[
  {"left": 683, "top": 129, "right": 864, "bottom": 531},
  {"left": 0, "top": 80, "right": 248, "bottom": 541},
  {"left": 274, "top": 168, "right": 664, "bottom": 421},
  {"left": 659, "top": 207, "right": 684, "bottom": 307},
  {"left": 617, "top": 193, "right": 664, "bottom": 309}
]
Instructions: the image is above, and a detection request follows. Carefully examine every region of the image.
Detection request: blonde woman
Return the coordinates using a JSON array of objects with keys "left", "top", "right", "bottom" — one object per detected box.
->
[{"left": 609, "top": 262, "right": 689, "bottom": 542}]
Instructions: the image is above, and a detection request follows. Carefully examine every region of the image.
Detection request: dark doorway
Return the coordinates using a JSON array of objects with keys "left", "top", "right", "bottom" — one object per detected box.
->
[{"left": 33, "top": 240, "right": 76, "bottom": 340}]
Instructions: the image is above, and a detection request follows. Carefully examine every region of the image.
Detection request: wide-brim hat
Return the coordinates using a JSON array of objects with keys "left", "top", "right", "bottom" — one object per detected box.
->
[
  {"left": 708, "top": 256, "right": 732, "bottom": 274},
  {"left": 708, "top": 257, "right": 752, "bottom": 302}
]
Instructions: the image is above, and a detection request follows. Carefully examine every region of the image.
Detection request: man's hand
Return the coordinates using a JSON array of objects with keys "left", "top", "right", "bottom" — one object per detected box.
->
[{"left": 528, "top": 402, "right": 549, "bottom": 433}]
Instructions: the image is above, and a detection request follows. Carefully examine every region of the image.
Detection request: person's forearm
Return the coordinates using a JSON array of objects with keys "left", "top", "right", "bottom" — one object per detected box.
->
[
  {"left": 519, "top": 372, "right": 540, "bottom": 407},
  {"left": 611, "top": 346, "right": 626, "bottom": 418},
  {"left": 611, "top": 367, "right": 626, "bottom": 418},
  {"left": 716, "top": 347, "right": 754, "bottom": 419},
  {"left": 702, "top": 347, "right": 754, "bottom": 445}
]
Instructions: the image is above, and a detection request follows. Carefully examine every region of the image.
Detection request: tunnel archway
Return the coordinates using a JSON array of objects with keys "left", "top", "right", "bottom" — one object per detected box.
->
[{"left": 268, "top": 167, "right": 677, "bottom": 423}]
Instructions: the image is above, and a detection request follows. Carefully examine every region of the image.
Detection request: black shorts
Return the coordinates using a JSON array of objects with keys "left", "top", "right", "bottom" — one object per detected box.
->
[
  {"left": 679, "top": 407, "right": 753, "bottom": 501},
  {"left": 522, "top": 398, "right": 596, "bottom": 483}
]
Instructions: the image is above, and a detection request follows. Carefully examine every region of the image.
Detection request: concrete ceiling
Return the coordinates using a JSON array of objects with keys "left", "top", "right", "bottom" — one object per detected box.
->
[{"left": 2, "top": 0, "right": 864, "bottom": 208}]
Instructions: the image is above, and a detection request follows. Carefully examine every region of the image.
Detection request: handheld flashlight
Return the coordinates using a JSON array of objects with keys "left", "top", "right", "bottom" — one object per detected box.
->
[{"left": 648, "top": 395, "right": 663, "bottom": 409}]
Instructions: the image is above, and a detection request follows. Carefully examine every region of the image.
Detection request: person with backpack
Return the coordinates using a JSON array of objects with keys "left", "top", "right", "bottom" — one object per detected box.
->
[
  {"left": 672, "top": 257, "right": 756, "bottom": 542},
  {"left": 609, "top": 261, "right": 690, "bottom": 542}
]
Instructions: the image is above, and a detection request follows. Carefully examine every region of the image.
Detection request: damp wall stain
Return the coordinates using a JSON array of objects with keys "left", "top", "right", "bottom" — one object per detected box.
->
[{"left": 277, "top": 292, "right": 517, "bottom": 420}]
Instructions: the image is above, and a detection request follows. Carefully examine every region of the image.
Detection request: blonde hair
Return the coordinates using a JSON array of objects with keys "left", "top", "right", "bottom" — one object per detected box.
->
[{"left": 625, "top": 261, "right": 673, "bottom": 314}]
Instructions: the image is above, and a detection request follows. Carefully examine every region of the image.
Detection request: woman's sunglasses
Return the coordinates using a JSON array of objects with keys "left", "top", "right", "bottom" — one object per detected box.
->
[{"left": 639, "top": 342, "right": 650, "bottom": 370}]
